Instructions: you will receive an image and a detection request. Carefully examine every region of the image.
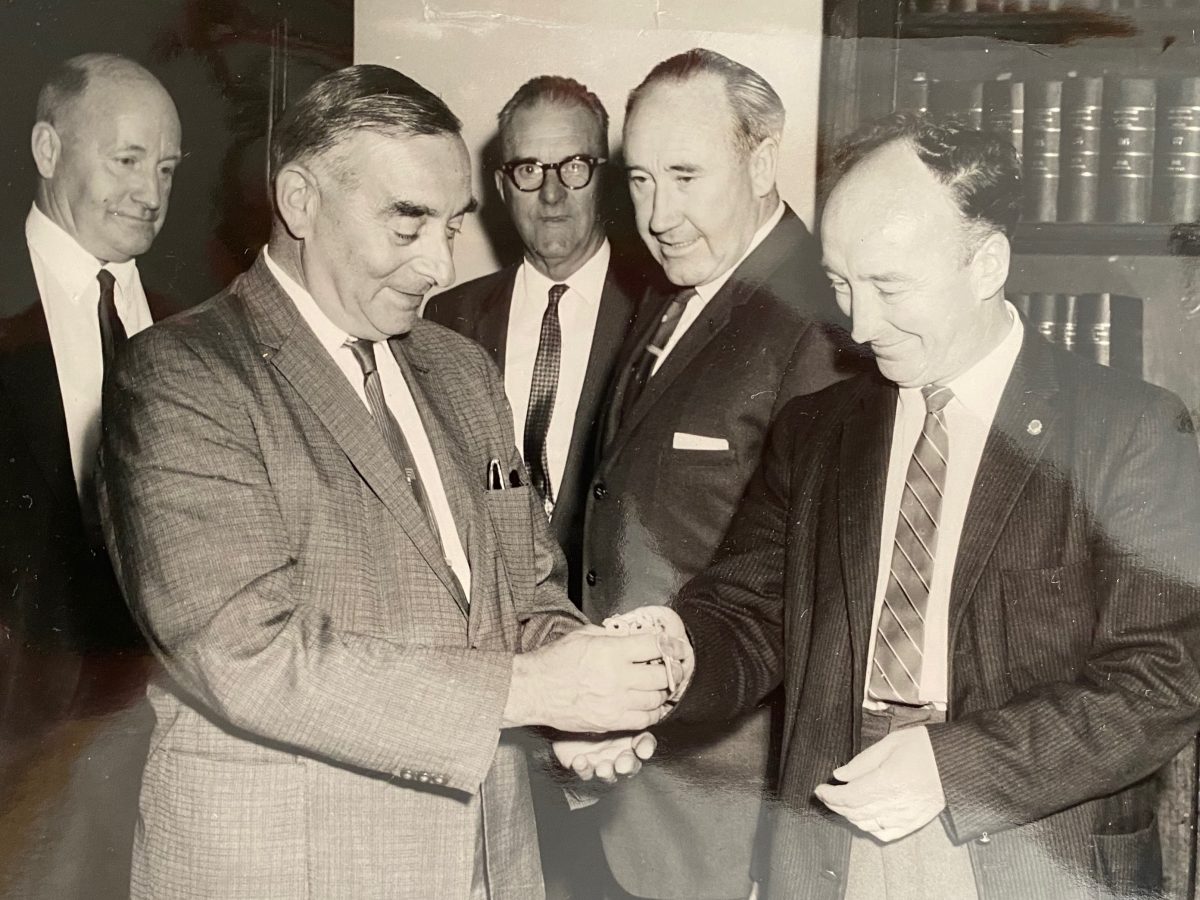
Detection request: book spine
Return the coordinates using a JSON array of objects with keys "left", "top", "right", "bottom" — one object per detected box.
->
[
  {"left": 1056, "top": 294, "right": 1078, "bottom": 353},
  {"left": 1151, "top": 77, "right": 1200, "bottom": 223},
  {"left": 1075, "top": 293, "right": 1111, "bottom": 366},
  {"left": 1030, "top": 293, "right": 1058, "bottom": 342},
  {"left": 1058, "top": 76, "right": 1104, "bottom": 222},
  {"left": 930, "top": 80, "right": 983, "bottom": 130},
  {"left": 1023, "top": 81, "right": 1063, "bottom": 222},
  {"left": 1099, "top": 77, "right": 1156, "bottom": 223},
  {"left": 983, "top": 77, "right": 1023, "bottom": 159}
]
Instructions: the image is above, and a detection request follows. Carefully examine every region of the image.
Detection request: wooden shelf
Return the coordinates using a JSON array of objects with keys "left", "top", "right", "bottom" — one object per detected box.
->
[
  {"left": 899, "top": 6, "right": 1198, "bottom": 43},
  {"left": 1011, "top": 222, "right": 1200, "bottom": 256}
]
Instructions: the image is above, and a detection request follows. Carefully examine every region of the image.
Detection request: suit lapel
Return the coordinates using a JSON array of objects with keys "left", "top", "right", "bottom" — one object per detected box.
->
[
  {"left": 838, "top": 379, "right": 896, "bottom": 701},
  {"left": 391, "top": 337, "right": 475, "bottom": 620},
  {"left": 603, "top": 206, "right": 805, "bottom": 462},
  {"left": 475, "top": 267, "right": 517, "bottom": 372},
  {"left": 949, "top": 328, "right": 1061, "bottom": 636},
  {"left": 555, "top": 268, "right": 636, "bottom": 534},
  {"left": 246, "top": 258, "right": 462, "bottom": 606},
  {"left": 0, "top": 244, "right": 77, "bottom": 509}
]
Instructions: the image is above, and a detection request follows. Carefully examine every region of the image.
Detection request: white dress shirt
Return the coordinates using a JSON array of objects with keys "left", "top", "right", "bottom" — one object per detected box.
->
[
  {"left": 651, "top": 201, "right": 785, "bottom": 376},
  {"left": 504, "top": 240, "right": 609, "bottom": 505},
  {"left": 865, "top": 303, "right": 1024, "bottom": 708},
  {"left": 25, "top": 203, "right": 154, "bottom": 499},
  {"left": 264, "top": 249, "right": 472, "bottom": 599}
]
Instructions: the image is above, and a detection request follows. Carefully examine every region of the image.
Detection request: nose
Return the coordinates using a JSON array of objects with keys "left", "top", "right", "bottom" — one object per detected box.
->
[
  {"left": 413, "top": 231, "right": 456, "bottom": 290},
  {"left": 646, "top": 183, "right": 678, "bottom": 237},
  {"left": 131, "top": 165, "right": 164, "bottom": 212},
  {"left": 539, "top": 169, "right": 566, "bottom": 205},
  {"left": 848, "top": 289, "right": 884, "bottom": 346}
]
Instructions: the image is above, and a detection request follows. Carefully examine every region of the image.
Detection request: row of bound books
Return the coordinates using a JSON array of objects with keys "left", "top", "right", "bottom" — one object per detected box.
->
[
  {"left": 905, "top": 0, "right": 1200, "bottom": 11},
  {"left": 898, "top": 74, "right": 1200, "bottom": 223},
  {"left": 1011, "top": 292, "right": 1143, "bottom": 372}
]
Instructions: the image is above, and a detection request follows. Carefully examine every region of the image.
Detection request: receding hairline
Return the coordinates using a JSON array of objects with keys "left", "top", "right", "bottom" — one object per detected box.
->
[
  {"left": 37, "top": 53, "right": 172, "bottom": 128},
  {"left": 499, "top": 98, "right": 607, "bottom": 158}
]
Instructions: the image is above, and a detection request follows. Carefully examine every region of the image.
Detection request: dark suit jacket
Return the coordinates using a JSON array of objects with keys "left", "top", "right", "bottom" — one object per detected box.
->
[
  {"left": 675, "top": 323, "right": 1200, "bottom": 899},
  {"left": 423, "top": 251, "right": 643, "bottom": 604},
  {"left": 582, "top": 205, "right": 854, "bottom": 899},
  {"left": 0, "top": 220, "right": 166, "bottom": 740}
]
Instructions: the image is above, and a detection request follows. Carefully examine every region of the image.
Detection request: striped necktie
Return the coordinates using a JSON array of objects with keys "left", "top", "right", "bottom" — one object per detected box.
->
[
  {"left": 523, "top": 283, "right": 567, "bottom": 515},
  {"left": 868, "top": 384, "right": 953, "bottom": 705},
  {"left": 619, "top": 288, "right": 695, "bottom": 425}
]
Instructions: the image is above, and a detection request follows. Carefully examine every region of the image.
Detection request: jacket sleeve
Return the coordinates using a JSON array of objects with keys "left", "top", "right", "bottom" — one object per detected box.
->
[
  {"left": 929, "top": 391, "right": 1200, "bottom": 841},
  {"left": 99, "top": 326, "right": 533, "bottom": 796}
]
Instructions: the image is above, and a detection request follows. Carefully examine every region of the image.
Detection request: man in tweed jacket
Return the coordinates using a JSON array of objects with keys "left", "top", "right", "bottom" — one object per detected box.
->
[
  {"left": 98, "top": 65, "right": 679, "bottom": 900},
  {"left": 640, "top": 117, "right": 1200, "bottom": 898}
]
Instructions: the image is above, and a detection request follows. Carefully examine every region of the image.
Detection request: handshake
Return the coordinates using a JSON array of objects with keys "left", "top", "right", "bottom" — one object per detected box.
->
[{"left": 503, "top": 606, "right": 694, "bottom": 785}]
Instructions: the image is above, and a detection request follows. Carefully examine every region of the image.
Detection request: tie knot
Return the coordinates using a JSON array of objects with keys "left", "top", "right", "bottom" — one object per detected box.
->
[
  {"left": 672, "top": 287, "right": 697, "bottom": 307},
  {"left": 922, "top": 384, "right": 953, "bottom": 414},
  {"left": 97, "top": 268, "right": 116, "bottom": 295},
  {"left": 346, "top": 338, "right": 378, "bottom": 377},
  {"left": 548, "top": 283, "right": 568, "bottom": 307}
]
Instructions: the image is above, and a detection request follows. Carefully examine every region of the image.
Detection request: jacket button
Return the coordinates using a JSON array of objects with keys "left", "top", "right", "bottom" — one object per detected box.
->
[
  {"left": 586, "top": 570, "right": 598, "bottom": 586},
  {"left": 977, "top": 832, "right": 991, "bottom": 845},
  {"left": 433, "top": 775, "right": 446, "bottom": 786},
  {"left": 593, "top": 482, "right": 607, "bottom": 499}
]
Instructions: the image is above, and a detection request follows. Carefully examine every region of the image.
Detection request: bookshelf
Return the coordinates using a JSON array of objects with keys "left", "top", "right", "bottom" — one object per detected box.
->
[{"left": 820, "top": 0, "right": 1200, "bottom": 896}]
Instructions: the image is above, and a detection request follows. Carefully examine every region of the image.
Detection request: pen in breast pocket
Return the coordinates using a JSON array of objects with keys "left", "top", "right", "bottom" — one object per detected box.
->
[{"left": 488, "top": 458, "right": 506, "bottom": 491}]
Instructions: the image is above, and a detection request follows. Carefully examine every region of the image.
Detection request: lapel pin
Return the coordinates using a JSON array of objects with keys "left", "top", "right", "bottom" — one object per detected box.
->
[{"left": 1027, "top": 419, "right": 1043, "bottom": 436}]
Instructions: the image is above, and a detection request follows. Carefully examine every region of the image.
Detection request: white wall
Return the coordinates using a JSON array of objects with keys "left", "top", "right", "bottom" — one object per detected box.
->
[{"left": 355, "top": 0, "right": 822, "bottom": 286}]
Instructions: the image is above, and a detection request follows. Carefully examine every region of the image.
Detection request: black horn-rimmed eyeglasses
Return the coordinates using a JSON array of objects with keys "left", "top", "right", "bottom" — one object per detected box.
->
[{"left": 499, "top": 155, "right": 607, "bottom": 192}]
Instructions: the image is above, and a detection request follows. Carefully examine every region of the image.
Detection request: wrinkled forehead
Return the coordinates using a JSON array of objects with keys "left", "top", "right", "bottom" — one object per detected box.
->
[{"left": 502, "top": 101, "right": 604, "bottom": 157}]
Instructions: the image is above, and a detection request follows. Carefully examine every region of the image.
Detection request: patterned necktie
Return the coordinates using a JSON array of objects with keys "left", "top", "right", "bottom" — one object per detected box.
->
[
  {"left": 346, "top": 339, "right": 443, "bottom": 544},
  {"left": 620, "top": 288, "right": 696, "bottom": 424},
  {"left": 97, "top": 268, "right": 126, "bottom": 375},
  {"left": 868, "top": 384, "right": 954, "bottom": 706},
  {"left": 523, "top": 283, "right": 567, "bottom": 514}
]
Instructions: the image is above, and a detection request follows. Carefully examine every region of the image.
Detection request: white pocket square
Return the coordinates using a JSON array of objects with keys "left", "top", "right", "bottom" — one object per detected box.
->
[{"left": 672, "top": 432, "right": 730, "bottom": 451}]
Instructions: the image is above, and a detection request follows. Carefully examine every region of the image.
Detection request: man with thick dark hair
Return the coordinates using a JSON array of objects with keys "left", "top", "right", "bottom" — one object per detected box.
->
[
  {"left": 99, "top": 64, "right": 681, "bottom": 899},
  {"left": 582, "top": 48, "right": 850, "bottom": 900},
  {"left": 632, "top": 114, "right": 1200, "bottom": 899},
  {"left": 425, "top": 75, "right": 645, "bottom": 606}
]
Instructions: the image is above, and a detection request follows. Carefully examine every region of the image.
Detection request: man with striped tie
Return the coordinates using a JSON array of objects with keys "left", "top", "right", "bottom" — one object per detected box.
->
[{"left": 629, "top": 115, "right": 1200, "bottom": 899}]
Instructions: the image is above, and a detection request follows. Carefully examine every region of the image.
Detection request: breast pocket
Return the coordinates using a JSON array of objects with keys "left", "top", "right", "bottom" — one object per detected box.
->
[
  {"left": 1000, "top": 561, "right": 1095, "bottom": 692},
  {"left": 484, "top": 485, "right": 537, "bottom": 603},
  {"left": 667, "top": 447, "right": 738, "bottom": 468}
]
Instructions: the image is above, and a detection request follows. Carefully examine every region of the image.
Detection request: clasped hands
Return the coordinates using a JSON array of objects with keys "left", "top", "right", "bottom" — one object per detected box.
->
[{"left": 506, "top": 606, "right": 693, "bottom": 784}]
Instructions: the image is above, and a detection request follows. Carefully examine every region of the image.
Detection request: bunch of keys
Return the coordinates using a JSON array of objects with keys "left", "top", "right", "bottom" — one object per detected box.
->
[{"left": 602, "top": 610, "right": 677, "bottom": 696}]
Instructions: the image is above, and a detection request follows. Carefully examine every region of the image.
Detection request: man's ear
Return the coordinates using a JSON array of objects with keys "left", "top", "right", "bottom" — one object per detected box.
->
[
  {"left": 494, "top": 168, "right": 508, "bottom": 200},
  {"left": 748, "top": 136, "right": 780, "bottom": 198},
  {"left": 275, "top": 163, "right": 319, "bottom": 241},
  {"left": 30, "top": 122, "right": 61, "bottom": 180},
  {"left": 969, "top": 230, "right": 1011, "bottom": 301}
]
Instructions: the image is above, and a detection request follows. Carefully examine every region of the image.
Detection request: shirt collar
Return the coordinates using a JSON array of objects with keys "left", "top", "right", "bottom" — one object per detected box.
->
[
  {"left": 694, "top": 200, "right": 784, "bottom": 303},
  {"left": 26, "top": 203, "right": 139, "bottom": 301},
  {"left": 520, "top": 238, "right": 610, "bottom": 307},
  {"left": 899, "top": 300, "right": 1024, "bottom": 421},
  {"left": 263, "top": 247, "right": 354, "bottom": 358}
]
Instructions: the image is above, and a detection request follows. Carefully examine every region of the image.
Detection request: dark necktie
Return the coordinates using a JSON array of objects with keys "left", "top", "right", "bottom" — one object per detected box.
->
[
  {"left": 346, "top": 338, "right": 444, "bottom": 548},
  {"left": 523, "top": 283, "right": 567, "bottom": 513},
  {"left": 620, "top": 288, "right": 696, "bottom": 425},
  {"left": 868, "top": 384, "right": 954, "bottom": 706},
  {"left": 97, "top": 268, "right": 127, "bottom": 375}
]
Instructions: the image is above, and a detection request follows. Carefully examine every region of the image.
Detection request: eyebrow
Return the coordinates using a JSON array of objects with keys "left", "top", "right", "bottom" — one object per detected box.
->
[{"left": 388, "top": 197, "right": 479, "bottom": 219}]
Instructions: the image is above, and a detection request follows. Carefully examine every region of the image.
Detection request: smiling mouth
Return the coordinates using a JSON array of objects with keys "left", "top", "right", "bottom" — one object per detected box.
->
[{"left": 657, "top": 236, "right": 700, "bottom": 257}]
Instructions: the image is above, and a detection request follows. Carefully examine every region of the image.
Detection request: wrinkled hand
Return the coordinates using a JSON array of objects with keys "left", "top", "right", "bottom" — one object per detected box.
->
[
  {"left": 504, "top": 627, "right": 687, "bottom": 733},
  {"left": 552, "top": 732, "right": 657, "bottom": 784},
  {"left": 814, "top": 726, "right": 946, "bottom": 843},
  {"left": 601, "top": 606, "right": 695, "bottom": 703}
]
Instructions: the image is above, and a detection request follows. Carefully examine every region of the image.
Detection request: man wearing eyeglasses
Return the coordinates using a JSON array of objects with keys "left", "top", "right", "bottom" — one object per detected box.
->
[
  {"left": 579, "top": 49, "right": 854, "bottom": 900},
  {"left": 425, "top": 76, "right": 647, "bottom": 608}
]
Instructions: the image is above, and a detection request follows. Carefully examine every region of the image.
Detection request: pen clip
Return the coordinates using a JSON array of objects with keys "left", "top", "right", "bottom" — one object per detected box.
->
[{"left": 488, "top": 458, "right": 505, "bottom": 491}]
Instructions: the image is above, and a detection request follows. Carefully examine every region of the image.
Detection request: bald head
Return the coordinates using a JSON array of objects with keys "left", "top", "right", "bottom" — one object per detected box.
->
[{"left": 32, "top": 54, "right": 182, "bottom": 263}]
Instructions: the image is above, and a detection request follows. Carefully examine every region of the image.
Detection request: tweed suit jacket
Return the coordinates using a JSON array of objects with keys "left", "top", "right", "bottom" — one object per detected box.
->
[
  {"left": 423, "top": 251, "right": 642, "bottom": 604},
  {"left": 98, "top": 253, "right": 585, "bottom": 900},
  {"left": 581, "top": 205, "right": 855, "bottom": 899},
  {"left": 674, "top": 322, "right": 1200, "bottom": 899}
]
